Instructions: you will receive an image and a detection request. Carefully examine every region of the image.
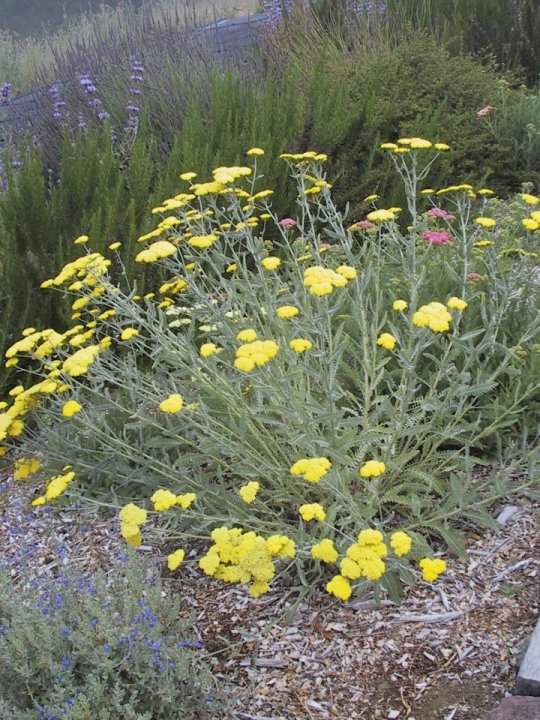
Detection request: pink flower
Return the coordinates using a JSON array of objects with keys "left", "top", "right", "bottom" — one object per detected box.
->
[
  {"left": 426, "top": 208, "right": 455, "bottom": 221},
  {"left": 476, "top": 105, "right": 495, "bottom": 119},
  {"left": 422, "top": 230, "right": 452, "bottom": 245},
  {"left": 279, "top": 217, "right": 297, "bottom": 228},
  {"left": 355, "top": 220, "right": 375, "bottom": 230},
  {"left": 467, "top": 272, "right": 483, "bottom": 281}
]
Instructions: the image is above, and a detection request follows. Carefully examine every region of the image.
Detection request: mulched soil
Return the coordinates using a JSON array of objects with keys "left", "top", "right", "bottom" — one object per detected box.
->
[{"left": 1, "top": 470, "right": 539, "bottom": 720}]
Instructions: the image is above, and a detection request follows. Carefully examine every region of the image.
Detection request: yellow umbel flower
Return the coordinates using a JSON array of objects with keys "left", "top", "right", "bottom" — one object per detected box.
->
[
  {"left": 167, "top": 549, "right": 185, "bottom": 571},
  {"left": 290, "top": 457, "right": 331, "bottom": 483},
  {"left": 419, "top": 557, "right": 447, "bottom": 582},
  {"left": 239, "top": 481, "right": 260, "bottom": 504},
  {"left": 376, "top": 333, "right": 397, "bottom": 351},
  {"left": 299, "top": 502, "right": 326, "bottom": 521},
  {"left": 159, "top": 394, "right": 184, "bottom": 414},
  {"left": 276, "top": 305, "right": 299, "bottom": 319},
  {"left": 311, "top": 538, "right": 338, "bottom": 563},
  {"left": 326, "top": 575, "right": 352, "bottom": 601},
  {"left": 62, "top": 400, "right": 83, "bottom": 417},
  {"left": 359, "top": 460, "right": 386, "bottom": 478},
  {"left": 289, "top": 338, "right": 313, "bottom": 353},
  {"left": 447, "top": 297, "right": 468, "bottom": 311}
]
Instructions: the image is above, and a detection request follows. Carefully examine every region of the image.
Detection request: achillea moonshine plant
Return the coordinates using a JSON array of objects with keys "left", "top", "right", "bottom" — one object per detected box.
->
[{"left": 1, "top": 140, "right": 539, "bottom": 602}]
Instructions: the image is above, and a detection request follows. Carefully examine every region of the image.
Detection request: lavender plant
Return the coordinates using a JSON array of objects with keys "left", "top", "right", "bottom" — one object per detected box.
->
[{"left": 0, "top": 551, "right": 223, "bottom": 719}]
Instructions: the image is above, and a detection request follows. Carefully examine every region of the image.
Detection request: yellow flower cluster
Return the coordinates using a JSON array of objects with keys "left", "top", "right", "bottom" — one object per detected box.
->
[
  {"left": 447, "top": 297, "right": 468, "bottom": 311},
  {"left": 239, "top": 481, "right": 260, "bottom": 504},
  {"left": 32, "top": 470, "right": 76, "bottom": 506},
  {"left": 234, "top": 340, "right": 279, "bottom": 372},
  {"left": 167, "top": 548, "right": 185, "bottom": 571},
  {"left": 262, "top": 256, "right": 281, "bottom": 270},
  {"left": 380, "top": 138, "right": 449, "bottom": 152},
  {"left": 150, "top": 488, "right": 196, "bottom": 511},
  {"left": 311, "top": 538, "right": 339, "bottom": 563},
  {"left": 376, "top": 333, "right": 397, "bottom": 351},
  {"left": 43, "top": 252, "right": 110, "bottom": 288},
  {"left": 303, "top": 265, "right": 356, "bottom": 296},
  {"left": 474, "top": 217, "right": 497, "bottom": 229},
  {"left": 200, "top": 342, "right": 219, "bottom": 358},
  {"left": 290, "top": 457, "right": 331, "bottom": 483},
  {"left": 359, "top": 460, "right": 386, "bottom": 478},
  {"left": 522, "top": 209, "right": 540, "bottom": 231},
  {"left": 159, "top": 394, "right": 184, "bottom": 413},
  {"left": 276, "top": 305, "right": 299, "bottom": 319},
  {"left": 289, "top": 338, "right": 313, "bottom": 353},
  {"left": 390, "top": 531, "right": 413, "bottom": 557},
  {"left": 13, "top": 457, "right": 41, "bottom": 480},
  {"left": 280, "top": 151, "right": 328, "bottom": 163},
  {"left": 299, "top": 502, "right": 326, "bottom": 521},
  {"left": 135, "top": 240, "right": 177, "bottom": 263},
  {"left": 325, "top": 527, "right": 412, "bottom": 600},
  {"left": 198, "top": 527, "right": 295, "bottom": 598},
  {"left": 119, "top": 503, "right": 148, "bottom": 547},
  {"left": 62, "top": 345, "right": 102, "bottom": 377},
  {"left": 412, "top": 302, "right": 452, "bottom": 333},
  {"left": 419, "top": 557, "right": 447, "bottom": 582},
  {"left": 62, "top": 400, "right": 82, "bottom": 417}
]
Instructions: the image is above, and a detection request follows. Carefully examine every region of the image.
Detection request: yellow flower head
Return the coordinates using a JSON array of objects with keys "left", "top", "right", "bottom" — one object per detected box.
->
[
  {"left": 311, "top": 538, "right": 338, "bottom": 563},
  {"left": 62, "top": 400, "right": 83, "bottom": 417},
  {"left": 419, "top": 557, "right": 447, "bottom": 582},
  {"left": 120, "top": 328, "right": 139, "bottom": 341},
  {"left": 14, "top": 457, "right": 42, "bottom": 481},
  {"left": 119, "top": 503, "right": 147, "bottom": 526},
  {"left": 299, "top": 502, "right": 326, "bottom": 522},
  {"left": 246, "top": 147, "right": 265, "bottom": 156},
  {"left": 159, "top": 394, "right": 184, "bottom": 414},
  {"left": 392, "top": 299, "right": 408, "bottom": 311},
  {"left": 237, "top": 329, "right": 258, "bottom": 343},
  {"left": 376, "top": 333, "right": 397, "bottom": 351},
  {"left": 474, "top": 217, "right": 497, "bottom": 229},
  {"left": 289, "top": 338, "right": 313, "bottom": 353},
  {"left": 447, "top": 296, "right": 468, "bottom": 311},
  {"left": 366, "top": 209, "right": 396, "bottom": 223},
  {"left": 276, "top": 305, "right": 299, "bottom": 319},
  {"left": 239, "top": 481, "right": 260, "bottom": 504},
  {"left": 151, "top": 488, "right": 178, "bottom": 511},
  {"left": 290, "top": 457, "right": 331, "bottom": 483},
  {"left": 200, "top": 342, "right": 219, "bottom": 358},
  {"left": 326, "top": 574, "right": 352, "bottom": 601},
  {"left": 390, "top": 531, "right": 412, "bottom": 557},
  {"left": 167, "top": 549, "right": 185, "bottom": 571},
  {"left": 359, "top": 460, "right": 386, "bottom": 478},
  {"left": 261, "top": 256, "right": 281, "bottom": 270}
]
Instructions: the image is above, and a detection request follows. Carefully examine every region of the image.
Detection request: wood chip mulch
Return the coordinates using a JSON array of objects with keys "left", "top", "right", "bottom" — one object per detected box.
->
[{"left": 1, "top": 472, "right": 538, "bottom": 720}]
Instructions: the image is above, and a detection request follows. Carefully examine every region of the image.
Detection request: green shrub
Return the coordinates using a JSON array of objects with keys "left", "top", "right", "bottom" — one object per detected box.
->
[
  {"left": 384, "top": 0, "right": 540, "bottom": 86},
  {"left": 329, "top": 30, "right": 520, "bottom": 214},
  {"left": 2, "top": 141, "right": 538, "bottom": 602},
  {"left": 0, "top": 551, "right": 223, "bottom": 719}
]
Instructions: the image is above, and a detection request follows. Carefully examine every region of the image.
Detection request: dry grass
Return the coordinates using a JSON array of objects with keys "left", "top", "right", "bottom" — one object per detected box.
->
[{"left": 0, "top": 0, "right": 262, "bottom": 93}]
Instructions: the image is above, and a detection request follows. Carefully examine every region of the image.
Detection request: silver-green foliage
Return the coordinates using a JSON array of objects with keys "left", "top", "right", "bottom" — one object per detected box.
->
[{"left": 10, "top": 148, "right": 540, "bottom": 562}]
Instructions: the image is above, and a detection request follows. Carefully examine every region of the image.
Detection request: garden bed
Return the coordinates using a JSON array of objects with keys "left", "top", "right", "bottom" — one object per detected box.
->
[{"left": 2, "top": 469, "right": 538, "bottom": 720}]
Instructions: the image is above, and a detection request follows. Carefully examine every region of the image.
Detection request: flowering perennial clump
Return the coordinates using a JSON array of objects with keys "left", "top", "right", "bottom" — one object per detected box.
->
[{"left": 3, "top": 139, "right": 535, "bottom": 607}]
